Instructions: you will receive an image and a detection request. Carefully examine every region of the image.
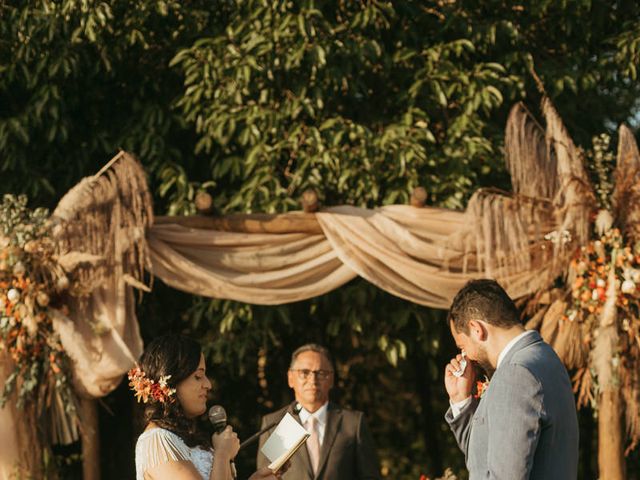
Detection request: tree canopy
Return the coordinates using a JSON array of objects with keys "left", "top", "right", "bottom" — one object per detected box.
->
[{"left": 2, "top": 0, "right": 640, "bottom": 478}]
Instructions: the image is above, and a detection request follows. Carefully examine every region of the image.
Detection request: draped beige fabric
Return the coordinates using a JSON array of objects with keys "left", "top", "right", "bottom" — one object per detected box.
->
[
  {"left": 49, "top": 153, "right": 151, "bottom": 398},
  {"left": 148, "top": 204, "right": 556, "bottom": 309}
]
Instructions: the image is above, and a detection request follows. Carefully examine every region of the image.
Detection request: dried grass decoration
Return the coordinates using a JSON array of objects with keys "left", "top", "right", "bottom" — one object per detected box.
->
[
  {"left": 0, "top": 194, "right": 79, "bottom": 445},
  {"left": 566, "top": 225, "right": 640, "bottom": 453}
]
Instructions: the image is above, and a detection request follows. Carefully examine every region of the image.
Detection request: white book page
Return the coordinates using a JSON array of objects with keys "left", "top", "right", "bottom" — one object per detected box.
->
[{"left": 260, "top": 413, "right": 310, "bottom": 470}]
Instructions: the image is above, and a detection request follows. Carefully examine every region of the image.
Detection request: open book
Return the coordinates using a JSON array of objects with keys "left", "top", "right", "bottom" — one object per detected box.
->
[{"left": 260, "top": 412, "right": 310, "bottom": 473}]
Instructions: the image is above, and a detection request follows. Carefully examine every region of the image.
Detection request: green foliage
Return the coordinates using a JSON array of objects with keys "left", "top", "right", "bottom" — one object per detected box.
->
[
  {"left": 169, "top": 0, "right": 522, "bottom": 212},
  {"left": 0, "top": 195, "right": 49, "bottom": 247},
  {"left": 3, "top": 0, "right": 640, "bottom": 478}
]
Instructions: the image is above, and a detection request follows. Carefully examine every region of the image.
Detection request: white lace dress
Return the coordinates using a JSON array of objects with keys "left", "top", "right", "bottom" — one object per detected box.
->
[{"left": 135, "top": 428, "right": 213, "bottom": 480}]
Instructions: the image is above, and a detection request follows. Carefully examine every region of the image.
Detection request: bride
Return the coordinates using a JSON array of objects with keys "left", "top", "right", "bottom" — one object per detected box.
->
[{"left": 131, "top": 335, "right": 282, "bottom": 480}]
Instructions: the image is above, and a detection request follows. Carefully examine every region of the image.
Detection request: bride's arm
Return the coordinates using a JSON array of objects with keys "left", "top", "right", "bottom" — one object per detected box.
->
[
  {"left": 145, "top": 459, "right": 204, "bottom": 479},
  {"left": 209, "top": 426, "right": 240, "bottom": 480},
  {"left": 209, "top": 451, "right": 234, "bottom": 480}
]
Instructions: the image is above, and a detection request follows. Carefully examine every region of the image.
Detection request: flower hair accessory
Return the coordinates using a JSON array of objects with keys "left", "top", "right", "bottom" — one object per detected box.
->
[{"left": 128, "top": 365, "right": 176, "bottom": 403}]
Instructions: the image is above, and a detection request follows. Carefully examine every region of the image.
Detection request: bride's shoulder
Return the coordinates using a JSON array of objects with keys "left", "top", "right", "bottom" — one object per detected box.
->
[
  {"left": 135, "top": 424, "right": 193, "bottom": 479},
  {"left": 136, "top": 425, "right": 186, "bottom": 449}
]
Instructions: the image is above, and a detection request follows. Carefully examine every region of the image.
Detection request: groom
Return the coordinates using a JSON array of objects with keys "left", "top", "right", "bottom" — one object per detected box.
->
[{"left": 444, "top": 279, "right": 578, "bottom": 479}]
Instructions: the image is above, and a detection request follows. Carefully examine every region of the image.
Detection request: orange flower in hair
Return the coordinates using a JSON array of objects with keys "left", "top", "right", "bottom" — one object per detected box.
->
[{"left": 128, "top": 365, "right": 176, "bottom": 403}]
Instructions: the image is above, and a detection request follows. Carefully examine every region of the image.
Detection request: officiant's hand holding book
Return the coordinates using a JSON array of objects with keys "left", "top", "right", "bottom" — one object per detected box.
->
[{"left": 259, "top": 413, "right": 310, "bottom": 473}]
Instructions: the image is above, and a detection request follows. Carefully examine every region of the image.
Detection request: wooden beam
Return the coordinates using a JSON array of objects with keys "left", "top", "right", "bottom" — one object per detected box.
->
[
  {"left": 80, "top": 398, "right": 100, "bottom": 480},
  {"left": 154, "top": 212, "right": 323, "bottom": 234}
]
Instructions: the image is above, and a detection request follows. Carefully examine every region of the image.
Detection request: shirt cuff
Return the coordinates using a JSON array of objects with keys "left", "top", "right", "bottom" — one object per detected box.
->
[{"left": 450, "top": 396, "right": 472, "bottom": 418}]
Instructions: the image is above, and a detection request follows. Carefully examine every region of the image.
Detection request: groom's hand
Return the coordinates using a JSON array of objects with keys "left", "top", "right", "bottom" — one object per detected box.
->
[{"left": 444, "top": 353, "right": 476, "bottom": 403}]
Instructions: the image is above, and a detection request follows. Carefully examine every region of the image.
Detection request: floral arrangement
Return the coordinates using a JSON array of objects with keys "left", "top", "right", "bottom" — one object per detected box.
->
[
  {"left": 474, "top": 377, "right": 489, "bottom": 399},
  {"left": 565, "top": 221, "right": 640, "bottom": 406},
  {"left": 568, "top": 227, "right": 640, "bottom": 319},
  {"left": 128, "top": 365, "right": 176, "bottom": 403},
  {"left": 419, "top": 469, "right": 458, "bottom": 480},
  {"left": 537, "top": 133, "right": 639, "bottom": 454},
  {"left": 0, "top": 195, "right": 77, "bottom": 440}
]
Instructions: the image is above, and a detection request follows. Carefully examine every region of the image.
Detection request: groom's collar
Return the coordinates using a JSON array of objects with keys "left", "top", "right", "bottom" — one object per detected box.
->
[{"left": 496, "top": 330, "right": 540, "bottom": 369}]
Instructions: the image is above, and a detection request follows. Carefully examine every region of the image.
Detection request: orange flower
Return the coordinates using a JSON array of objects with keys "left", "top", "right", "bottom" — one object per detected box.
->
[{"left": 474, "top": 379, "right": 490, "bottom": 399}]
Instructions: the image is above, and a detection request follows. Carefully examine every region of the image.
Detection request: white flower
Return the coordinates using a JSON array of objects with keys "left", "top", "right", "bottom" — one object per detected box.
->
[
  {"left": 621, "top": 280, "right": 636, "bottom": 294},
  {"left": 36, "top": 291, "right": 50, "bottom": 307},
  {"left": 158, "top": 375, "right": 172, "bottom": 387},
  {"left": 15, "top": 304, "right": 28, "bottom": 318},
  {"left": 7, "top": 289, "right": 20, "bottom": 303},
  {"left": 56, "top": 276, "right": 69, "bottom": 291},
  {"left": 23, "top": 315, "right": 38, "bottom": 337},
  {"left": 544, "top": 229, "right": 572, "bottom": 245},
  {"left": 592, "top": 289, "right": 599, "bottom": 301},
  {"left": 595, "top": 209, "right": 614, "bottom": 236},
  {"left": 12, "top": 261, "right": 25, "bottom": 276},
  {"left": 596, "top": 278, "right": 606, "bottom": 288}
]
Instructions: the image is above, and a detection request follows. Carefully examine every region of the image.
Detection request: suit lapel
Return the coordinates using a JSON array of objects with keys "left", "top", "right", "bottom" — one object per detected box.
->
[
  {"left": 290, "top": 403, "right": 314, "bottom": 479},
  {"left": 315, "top": 403, "right": 342, "bottom": 479},
  {"left": 500, "top": 330, "right": 542, "bottom": 367}
]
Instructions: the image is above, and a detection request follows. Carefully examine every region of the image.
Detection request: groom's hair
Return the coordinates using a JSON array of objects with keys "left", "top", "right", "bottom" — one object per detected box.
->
[{"left": 448, "top": 279, "right": 521, "bottom": 333}]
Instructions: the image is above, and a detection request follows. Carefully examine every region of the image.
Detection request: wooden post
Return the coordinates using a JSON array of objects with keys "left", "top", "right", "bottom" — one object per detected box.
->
[
  {"left": 195, "top": 192, "right": 214, "bottom": 214},
  {"left": 410, "top": 187, "right": 427, "bottom": 207},
  {"left": 598, "top": 388, "right": 625, "bottom": 480},
  {"left": 80, "top": 398, "right": 100, "bottom": 480},
  {"left": 155, "top": 212, "right": 323, "bottom": 234},
  {"left": 301, "top": 189, "right": 319, "bottom": 212}
]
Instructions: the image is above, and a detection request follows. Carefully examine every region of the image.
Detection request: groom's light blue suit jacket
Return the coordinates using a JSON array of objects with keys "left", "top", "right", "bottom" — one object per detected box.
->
[{"left": 445, "top": 331, "right": 579, "bottom": 479}]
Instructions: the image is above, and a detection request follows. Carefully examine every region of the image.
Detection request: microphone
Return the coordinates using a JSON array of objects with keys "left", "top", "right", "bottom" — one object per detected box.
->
[
  {"left": 239, "top": 402, "right": 303, "bottom": 450},
  {"left": 208, "top": 405, "right": 237, "bottom": 479}
]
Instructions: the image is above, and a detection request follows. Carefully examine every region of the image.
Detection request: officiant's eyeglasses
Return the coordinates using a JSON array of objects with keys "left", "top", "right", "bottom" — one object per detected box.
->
[{"left": 290, "top": 369, "right": 334, "bottom": 380}]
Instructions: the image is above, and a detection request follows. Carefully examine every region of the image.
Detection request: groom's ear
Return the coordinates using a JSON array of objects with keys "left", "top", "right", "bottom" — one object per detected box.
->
[{"left": 468, "top": 319, "right": 488, "bottom": 342}]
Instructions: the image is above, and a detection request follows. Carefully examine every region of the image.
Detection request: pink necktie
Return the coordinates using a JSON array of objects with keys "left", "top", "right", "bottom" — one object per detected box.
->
[{"left": 306, "top": 416, "right": 320, "bottom": 474}]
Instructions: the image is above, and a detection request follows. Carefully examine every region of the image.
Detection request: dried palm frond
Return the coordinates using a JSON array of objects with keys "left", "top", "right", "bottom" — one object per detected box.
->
[
  {"left": 542, "top": 97, "right": 595, "bottom": 250},
  {"left": 524, "top": 305, "right": 548, "bottom": 331},
  {"left": 457, "top": 189, "right": 558, "bottom": 287},
  {"left": 505, "top": 102, "right": 558, "bottom": 200},
  {"left": 539, "top": 299, "right": 566, "bottom": 347},
  {"left": 52, "top": 151, "right": 153, "bottom": 297},
  {"left": 613, "top": 124, "right": 640, "bottom": 242},
  {"left": 536, "top": 296, "right": 588, "bottom": 370},
  {"left": 49, "top": 151, "right": 151, "bottom": 399},
  {"left": 449, "top": 97, "right": 594, "bottom": 304},
  {"left": 573, "top": 367, "right": 595, "bottom": 409},
  {"left": 558, "top": 318, "right": 589, "bottom": 369}
]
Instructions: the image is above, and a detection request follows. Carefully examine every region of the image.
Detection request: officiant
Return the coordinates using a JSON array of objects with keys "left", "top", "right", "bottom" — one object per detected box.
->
[{"left": 256, "top": 344, "right": 381, "bottom": 480}]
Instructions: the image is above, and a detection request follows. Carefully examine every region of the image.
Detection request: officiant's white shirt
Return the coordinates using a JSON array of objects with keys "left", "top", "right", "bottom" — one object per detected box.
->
[
  {"left": 298, "top": 402, "right": 328, "bottom": 445},
  {"left": 450, "top": 330, "right": 536, "bottom": 417}
]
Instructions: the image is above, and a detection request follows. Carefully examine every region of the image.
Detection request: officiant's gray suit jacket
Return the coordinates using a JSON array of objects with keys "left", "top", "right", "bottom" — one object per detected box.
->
[
  {"left": 446, "top": 331, "right": 579, "bottom": 480},
  {"left": 257, "top": 402, "right": 381, "bottom": 480}
]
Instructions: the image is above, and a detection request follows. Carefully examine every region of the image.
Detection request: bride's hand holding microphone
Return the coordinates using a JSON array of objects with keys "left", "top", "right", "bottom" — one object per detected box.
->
[{"left": 211, "top": 425, "right": 240, "bottom": 463}]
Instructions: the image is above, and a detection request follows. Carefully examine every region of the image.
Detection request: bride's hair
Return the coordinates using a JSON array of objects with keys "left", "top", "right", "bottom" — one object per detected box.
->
[{"left": 138, "top": 335, "right": 211, "bottom": 448}]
